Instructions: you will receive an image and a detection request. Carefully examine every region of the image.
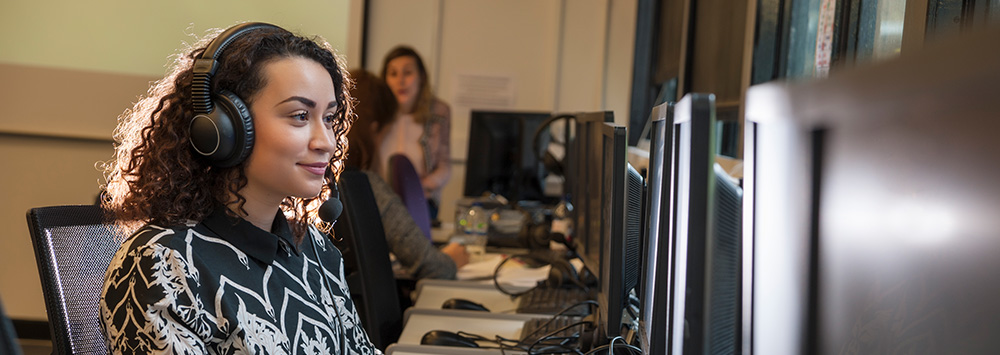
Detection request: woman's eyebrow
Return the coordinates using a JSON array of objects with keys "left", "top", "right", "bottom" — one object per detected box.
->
[
  {"left": 277, "top": 96, "right": 315, "bottom": 108},
  {"left": 277, "top": 96, "right": 337, "bottom": 110}
]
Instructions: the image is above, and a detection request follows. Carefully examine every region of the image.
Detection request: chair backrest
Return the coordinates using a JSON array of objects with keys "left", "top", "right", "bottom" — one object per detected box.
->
[
  {"left": 0, "top": 297, "right": 22, "bottom": 355},
  {"left": 386, "top": 154, "right": 432, "bottom": 240},
  {"left": 333, "top": 170, "right": 403, "bottom": 351},
  {"left": 26, "top": 205, "right": 124, "bottom": 355}
]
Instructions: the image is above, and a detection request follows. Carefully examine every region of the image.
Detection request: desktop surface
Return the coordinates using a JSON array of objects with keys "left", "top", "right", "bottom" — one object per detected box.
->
[
  {"left": 386, "top": 344, "right": 510, "bottom": 354},
  {"left": 413, "top": 281, "right": 522, "bottom": 314},
  {"left": 397, "top": 309, "right": 538, "bottom": 346}
]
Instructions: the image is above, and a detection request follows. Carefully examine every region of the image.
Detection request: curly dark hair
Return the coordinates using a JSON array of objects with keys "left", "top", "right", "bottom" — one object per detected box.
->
[{"left": 102, "top": 24, "right": 354, "bottom": 242}]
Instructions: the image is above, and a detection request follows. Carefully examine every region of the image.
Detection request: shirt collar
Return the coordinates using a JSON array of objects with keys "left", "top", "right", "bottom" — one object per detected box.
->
[{"left": 201, "top": 206, "right": 301, "bottom": 265}]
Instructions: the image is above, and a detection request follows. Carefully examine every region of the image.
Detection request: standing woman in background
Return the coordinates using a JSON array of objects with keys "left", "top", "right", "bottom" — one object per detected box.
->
[
  {"left": 379, "top": 46, "right": 451, "bottom": 221},
  {"left": 99, "top": 23, "right": 380, "bottom": 354}
]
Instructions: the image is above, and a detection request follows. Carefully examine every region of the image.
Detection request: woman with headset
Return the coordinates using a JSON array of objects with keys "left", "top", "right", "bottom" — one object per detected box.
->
[{"left": 99, "top": 23, "right": 380, "bottom": 353}]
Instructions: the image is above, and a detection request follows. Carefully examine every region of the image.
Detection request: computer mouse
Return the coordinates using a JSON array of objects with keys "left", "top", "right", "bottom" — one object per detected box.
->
[
  {"left": 420, "top": 329, "right": 480, "bottom": 348},
  {"left": 441, "top": 298, "right": 490, "bottom": 312}
]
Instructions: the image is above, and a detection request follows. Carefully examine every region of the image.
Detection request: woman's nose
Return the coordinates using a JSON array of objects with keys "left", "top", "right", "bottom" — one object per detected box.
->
[{"left": 309, "top": 124, "right": 336, "bottom": 153}]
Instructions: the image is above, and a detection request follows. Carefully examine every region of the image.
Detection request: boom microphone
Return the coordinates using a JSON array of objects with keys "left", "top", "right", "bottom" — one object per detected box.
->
[{"left": 319, "top": 185, "right": 343, "bottom": 223}]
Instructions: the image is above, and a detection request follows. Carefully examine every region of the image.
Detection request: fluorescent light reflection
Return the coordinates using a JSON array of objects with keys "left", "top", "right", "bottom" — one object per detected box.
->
[{"left": 828, "top": 190, "right": 957, "bottom": 247}]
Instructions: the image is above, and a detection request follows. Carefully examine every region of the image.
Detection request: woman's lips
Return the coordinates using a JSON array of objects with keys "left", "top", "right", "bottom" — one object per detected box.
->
[{"left": 299, "top": 163, "right": 328, "bottom": 176}]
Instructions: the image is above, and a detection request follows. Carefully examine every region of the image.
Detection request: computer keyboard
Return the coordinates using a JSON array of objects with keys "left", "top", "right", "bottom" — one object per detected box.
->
[
  {"left": 520, "top": 315, "right": 585, "bottom": 345},
  {"left": 516, "top": 287, "right": 592, "bottom": 316}
]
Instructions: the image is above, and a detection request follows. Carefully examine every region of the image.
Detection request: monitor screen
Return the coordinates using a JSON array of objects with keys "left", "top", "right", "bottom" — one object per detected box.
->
[
  {"left": 638, "top": 102, "right": 673, "bottom": 354},
  {"left": 464, "top": 110, "right": 553, "bottom": 203},
  {"left": 668, "top": 93, "right": 742, "bottom": 354}
]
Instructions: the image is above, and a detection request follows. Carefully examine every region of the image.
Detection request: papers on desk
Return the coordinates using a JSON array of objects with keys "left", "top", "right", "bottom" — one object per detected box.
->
[{"left": 455, "top": 253, "right": 550, "bottom": 288}]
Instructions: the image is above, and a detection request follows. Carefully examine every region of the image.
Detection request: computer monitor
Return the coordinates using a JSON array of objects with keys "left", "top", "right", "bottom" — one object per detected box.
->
[
  {"left": 619, "top": 162, "right": 645, "bottom": 334},
  {"left": 585, "top": 122, "right": 645, "bottom": 338},
  {"left": 744, "top": 28, "right": 1000, "bottom": 355},
  {"left": 570, "top": 112, "right": 614, "bottom": 270},
  {"left": 464, "top": 110, "right": 553, "bottom": 203},
  {"left": 668, "top": 93, "right": 743, "bottom": 354},
  {"left": 637, "top": 101, "right": 673, "bottom": 354},
  {"left": 564, "top": 111, "right": 614, "bottom": 248}
]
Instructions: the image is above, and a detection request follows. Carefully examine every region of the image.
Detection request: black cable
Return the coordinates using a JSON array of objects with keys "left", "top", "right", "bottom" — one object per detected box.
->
[
  {"left": 583, "top": 337, "right": 644, "bottom": 355},
  {"left": 453, "top": 331, "right": 522, "bottom": 351},
  {"left": 526, "top": 320, "right": 592, "bottom": 354},
  {"left": 463, "top": 300, "right": 600, "bottom": 354},
  {"left": 519, "top": 300, "right": 599, "bottom": 343},
  {"left": 519, "top": 300, "right": 599, "bottom": 354},
  {"left": 492, "top": 253, "right": 541, "bottom": 297}
]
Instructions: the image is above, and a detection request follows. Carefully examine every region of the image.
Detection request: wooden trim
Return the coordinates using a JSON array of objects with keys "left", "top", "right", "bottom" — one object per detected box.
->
[
  {"left": 0, "top": 130, "right": 114, "bottom": 144},
  {"left": 901, "top": 0, "right": 928, "bottom": 53},
  {"left": 737, "top": 0, "right": 758, "bottom": 159},
  {"left": 677, "top": 0, "right": 694, "bottom": 96}
]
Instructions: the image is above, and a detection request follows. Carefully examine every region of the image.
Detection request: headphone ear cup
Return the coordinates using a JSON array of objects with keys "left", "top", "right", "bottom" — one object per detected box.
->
[
  {"left": 546, "top": 259, "right": 580, "bottom": 289},
  {"left": 189, "top": 90, "right": 254, "bottom": 167},
  {"left": 546, "top": 262, "right": 567, "bottom": 288},
  {"left": 528, "top": 224, "right": 550, "bottom": 250}
]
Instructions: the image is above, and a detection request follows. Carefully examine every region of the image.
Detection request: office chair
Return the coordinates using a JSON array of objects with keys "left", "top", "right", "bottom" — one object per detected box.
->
[
  {"left": 1, "top": 297, "right": 22, "bottom": 355},
  {"left": 386, "top": 154, "right": 433, "bottom": 240},
  {"left": 26, "top": 205, "right": 125, "bottom": 355},
  {"left": 333, "top": 170, "right": 404, "bottom": 351}
]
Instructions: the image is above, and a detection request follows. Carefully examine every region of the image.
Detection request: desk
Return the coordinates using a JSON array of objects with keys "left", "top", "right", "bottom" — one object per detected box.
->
[
  {"left": 397, "top": 308, "right": 540, "bottom": 346},
  {"left": 385, "top": 344, "right": 512, "bottom": 354},
  {"left": 455, "top": 253, "right": 550, "bottom": 286},
  {"left": 412, "top": 279, "right": 529, "bottom": 313}
]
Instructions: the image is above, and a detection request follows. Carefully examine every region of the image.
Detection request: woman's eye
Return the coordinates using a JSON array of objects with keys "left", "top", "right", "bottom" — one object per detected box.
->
[
  {"left": 291, "top": 112, "right": 308, "bottom": 121},
  {"left": 323, "top": 114, "right": 337, "bottom": 127}
]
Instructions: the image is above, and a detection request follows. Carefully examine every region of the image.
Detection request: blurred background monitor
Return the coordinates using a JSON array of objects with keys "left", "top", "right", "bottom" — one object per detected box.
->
[
  {"left": 569, "top": 113, "right": 614, "bottom": 261},
  {"left": 744, "top": 28, "right": 1000, "bottom": 355},
  {"left": 564, "top": 112, "right": 614, "bottom": 252},
  {"left": 668, "top": 93, "right": 743, "bottom": 354},
  {"left": 464, "top": 110, "right": 553, "bottom": 203}
]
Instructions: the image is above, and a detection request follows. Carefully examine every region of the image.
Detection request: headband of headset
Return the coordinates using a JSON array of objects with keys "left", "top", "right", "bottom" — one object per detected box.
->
[{"left": 191, "top": 22, "right": 281, "bottom": 114}]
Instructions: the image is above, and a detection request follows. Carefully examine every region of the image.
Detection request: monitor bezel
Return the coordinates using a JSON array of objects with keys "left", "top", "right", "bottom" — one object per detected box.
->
[{"left": 638, "top": 101, "right": 674, "bottom": 354}]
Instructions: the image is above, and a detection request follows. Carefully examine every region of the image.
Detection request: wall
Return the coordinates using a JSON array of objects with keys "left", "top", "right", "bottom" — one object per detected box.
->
[
  {"left": 0, "top": 0, "right": 353, "bottom": 321},
  {"left": 363, "top": 0, "right": 637, "bottom": 224}
]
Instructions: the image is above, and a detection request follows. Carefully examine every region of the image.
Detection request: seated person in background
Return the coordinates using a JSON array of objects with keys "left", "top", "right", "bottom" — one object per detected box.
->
[
  {"left": 379, "top": 46, "right": 452, "bottom": 222},
  {"left": 98, "top": 23, "right": 380, "bottom": 353},
  {"left": 347, "top": 69, "right": 468, "bottom": 279}
]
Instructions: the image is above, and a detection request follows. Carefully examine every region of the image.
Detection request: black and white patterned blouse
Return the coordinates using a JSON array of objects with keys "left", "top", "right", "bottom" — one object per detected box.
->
[{"left": 100, "top": 207, "right": 382, "bottom": 354}]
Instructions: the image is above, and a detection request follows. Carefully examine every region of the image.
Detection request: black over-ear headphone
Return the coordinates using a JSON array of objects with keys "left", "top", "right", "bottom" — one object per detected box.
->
[
  {"left": 531, "top": 114, "right": 577, "bottom": 177},
  {"left": 546, "top": 258, "right": 582, "bottom": 289},
  {"left": 189, "top": 22, "right": 281, "bottom": 168}
]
